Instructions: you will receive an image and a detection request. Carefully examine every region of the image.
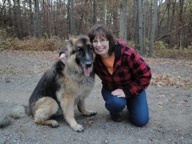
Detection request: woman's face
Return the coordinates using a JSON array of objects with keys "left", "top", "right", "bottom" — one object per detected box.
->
[{"left": 92, "top": 35, "right": 109, "bottom": 58}]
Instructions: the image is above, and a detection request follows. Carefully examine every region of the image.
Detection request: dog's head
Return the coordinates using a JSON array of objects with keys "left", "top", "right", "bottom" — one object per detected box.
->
[{"left": 65, "top": 35, "right": 94, "bottom": 77}]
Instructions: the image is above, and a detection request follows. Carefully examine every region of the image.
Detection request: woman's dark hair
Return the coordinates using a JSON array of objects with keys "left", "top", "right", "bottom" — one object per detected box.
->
[{"left": 88, "top": 24, "right": 118, "bottom": 56}]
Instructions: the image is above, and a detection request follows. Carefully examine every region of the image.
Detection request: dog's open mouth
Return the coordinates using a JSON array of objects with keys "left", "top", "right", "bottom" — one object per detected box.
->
[{"left": 83, "top": 67, "right": 92, "bottom": 77}]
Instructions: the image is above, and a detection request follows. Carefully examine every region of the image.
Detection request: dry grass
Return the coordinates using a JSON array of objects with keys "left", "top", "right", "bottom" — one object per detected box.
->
[
  {"left": 152, "top": 41, "right": 192, "bottom": 59},
  {"left": 154, "top": 49, "right": 192, "bottom": 59},
  {"left": 0, "top": 36, "right": 65, "bottom": 51}
]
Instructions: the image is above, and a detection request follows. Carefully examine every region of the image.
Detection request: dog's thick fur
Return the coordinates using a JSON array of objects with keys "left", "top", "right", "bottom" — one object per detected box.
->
[{"left": 0, "top": 35, "right": 96, "bottom": 132}]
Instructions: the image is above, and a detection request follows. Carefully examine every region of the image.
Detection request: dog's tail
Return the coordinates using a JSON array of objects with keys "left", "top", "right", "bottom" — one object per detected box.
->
[{"left": 0, "top": 105, "right": 28, "bottom": 129}]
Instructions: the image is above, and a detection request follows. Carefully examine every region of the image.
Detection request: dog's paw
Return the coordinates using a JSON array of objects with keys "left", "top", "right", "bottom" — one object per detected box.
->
[
  {"left": 50, "top": 121, "right": 59, "bottom": 128},
  {"left": 83, "top": 111, "right": 97, "bottom": 117},
  {"left": 72, "top": 124, "right": 84, "bottom": 132}
]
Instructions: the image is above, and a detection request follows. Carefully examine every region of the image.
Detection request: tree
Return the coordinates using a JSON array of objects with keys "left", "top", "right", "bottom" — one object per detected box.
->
[
  {"left": 93, "top": 0, "right": 96, "bottom": 24},
  {"left": 178, "top": 0, "right": 184, "bottom": 49},
  {"left": 34, "top": 0, "right": 42, "bottom": 37},
  {"left": 28, "top": 0, "right": 34, "bottom": 37},
  {"left": 68, "top": 0, "right": 76, "bottom": 35},
  {"left": 119, "top": 0, "right": 127, "bottom": 41},
  {"left": 149, "top": 0, "right": 158, "bottom": 56},
  {"left": 137, "top": 0, "right": 144, "bottom": 54}
]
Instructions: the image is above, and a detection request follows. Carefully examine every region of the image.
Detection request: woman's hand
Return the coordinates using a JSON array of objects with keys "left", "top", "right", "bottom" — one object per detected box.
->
[
  {"left": 111, "top": 89, "right": 125, "bottom": 98},
  {"left": 59, "top": 53, "right": 66, "bottom": 64}
]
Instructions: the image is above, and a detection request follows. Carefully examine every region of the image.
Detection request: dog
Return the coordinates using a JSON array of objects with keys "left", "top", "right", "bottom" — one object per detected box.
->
[{"left": 0, "top": 35, "right": 96, "bottom": 132}]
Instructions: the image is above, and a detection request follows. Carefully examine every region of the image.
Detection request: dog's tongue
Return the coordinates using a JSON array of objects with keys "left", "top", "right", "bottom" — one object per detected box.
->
[{"left": 84, "top": 67, "right": 91, "bottom": 77}]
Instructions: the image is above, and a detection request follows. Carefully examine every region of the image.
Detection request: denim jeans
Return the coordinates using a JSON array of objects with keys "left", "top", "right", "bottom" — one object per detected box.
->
[{"left": 101, "top": 87, "right": 149, "bottom": 127}]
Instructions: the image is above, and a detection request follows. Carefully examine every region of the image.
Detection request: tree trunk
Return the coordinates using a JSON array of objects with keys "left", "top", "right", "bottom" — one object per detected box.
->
[
  {"left": 149, "top": 0, "right": 158, "bottom": 56},
  {"left": 137, "top": 0, "right": 144, "bottom": 53},
  {"left": 179, "top": 0, "right": 184, "bottom": 49},
  {"left": 119, "top": 0, "right": 127, "bottom": 41},
  {"left": 112, "top": 0, "right": 119, "bottom": 32},
  {"left": 34, "top": 0, "right": 42, "bottom": 38},
  {"left": 28, "top": 0, "right": 34, "bottom": 37},
  {"left": 93, "top": 0, "right": 96, "bottom": 24},
  {"left": 69, "top": 0, "right": 76, "bottom": 35}
]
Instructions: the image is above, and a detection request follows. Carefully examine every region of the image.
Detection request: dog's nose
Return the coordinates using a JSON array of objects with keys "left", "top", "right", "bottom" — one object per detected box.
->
[{"left": 85, "top": 61, "right": 92, "bottom": 67}]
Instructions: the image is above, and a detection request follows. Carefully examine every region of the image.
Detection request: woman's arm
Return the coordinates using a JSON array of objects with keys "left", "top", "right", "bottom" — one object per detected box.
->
[{"left": 125, "top": 48, "right": 152, "bottom": 96}]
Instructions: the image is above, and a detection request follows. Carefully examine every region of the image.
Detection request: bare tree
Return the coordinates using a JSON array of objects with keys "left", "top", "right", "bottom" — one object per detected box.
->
[
  {"left": 137, "top": 0, "right": 144, "bottom": 54},
  {"left": 28, "top": 0, "right": 34, "bottom": 37},
  {"left": 149, "top": 0, "right": 158, "bottom": 56},
  {"left": 68, "top": 0, "right": 76, "bottom": 35},
  {"left": 119, "top": 0, "right": 127, "bottom": 41},
  {"left": 93, "top": 0, "right": 96, "bottom": 24},
  {"left": 34, "top": 0, "right": 42, "bottom": 37},
  {"left": 112, "top": 0, "right": 119, "bottom": 32},
  {"left": 178, "top": 0, "right": 184, "bottom": 49}
]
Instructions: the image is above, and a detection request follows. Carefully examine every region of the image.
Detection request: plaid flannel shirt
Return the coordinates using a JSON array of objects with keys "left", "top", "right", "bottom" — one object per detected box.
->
[{"left": 94, "top": 40, "right": 151, "bottom": 98}]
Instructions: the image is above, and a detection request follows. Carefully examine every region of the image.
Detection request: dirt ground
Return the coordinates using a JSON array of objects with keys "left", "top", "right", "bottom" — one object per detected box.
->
[{"left": 0, "top": 50, "right": 191, "bottom": 144}]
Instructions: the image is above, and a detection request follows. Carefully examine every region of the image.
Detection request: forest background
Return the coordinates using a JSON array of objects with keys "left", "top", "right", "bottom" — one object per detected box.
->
[{"left": 0, "top": 0, "right": 192, "bottom": 58}]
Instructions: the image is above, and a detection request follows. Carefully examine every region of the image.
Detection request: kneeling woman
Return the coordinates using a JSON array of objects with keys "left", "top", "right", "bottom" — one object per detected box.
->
[{"left": 60, "top": 24, "right": 152, "bottom": 127}]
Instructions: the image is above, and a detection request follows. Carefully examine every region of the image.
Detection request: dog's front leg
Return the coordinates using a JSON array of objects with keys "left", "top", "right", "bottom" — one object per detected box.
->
[
  {"left": 77, "top": 98, "right": 97, "bottom": 116},
  {"left": 60, "top": 95, "right": 84, "bottom": 132}
]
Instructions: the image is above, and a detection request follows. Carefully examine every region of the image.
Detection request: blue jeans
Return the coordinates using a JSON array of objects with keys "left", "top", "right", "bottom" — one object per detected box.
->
[{"left": 101, "top": 87, "right": 149, "bottom": 127}]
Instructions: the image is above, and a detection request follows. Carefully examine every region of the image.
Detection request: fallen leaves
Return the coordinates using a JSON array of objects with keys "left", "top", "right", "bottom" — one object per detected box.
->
[
  {"left": 145, "top": 57, "right": 192, "bottom": 88},
  {"left": 151, "top": 74, "right": 192, "bottom": 88}
]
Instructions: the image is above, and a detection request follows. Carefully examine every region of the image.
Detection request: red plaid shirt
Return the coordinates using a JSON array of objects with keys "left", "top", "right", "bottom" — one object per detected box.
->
[{"left": 94, "top": 40, "right": 151, "bottom": 97}]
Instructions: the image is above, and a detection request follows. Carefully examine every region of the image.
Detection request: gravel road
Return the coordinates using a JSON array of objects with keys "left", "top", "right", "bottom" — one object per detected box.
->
[{"left": 0, "top": 50, "right": 191, "bottom": 144}]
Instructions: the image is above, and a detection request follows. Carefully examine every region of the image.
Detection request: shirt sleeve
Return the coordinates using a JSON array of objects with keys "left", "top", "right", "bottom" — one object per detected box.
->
[{"left": 125, "top": 48, "right": 152, "bottom": 96}]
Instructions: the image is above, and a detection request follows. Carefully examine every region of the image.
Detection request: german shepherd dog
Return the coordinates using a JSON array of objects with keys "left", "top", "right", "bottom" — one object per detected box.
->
[{"left": 0, "top": 35, "right": 96, "bottom": 132}]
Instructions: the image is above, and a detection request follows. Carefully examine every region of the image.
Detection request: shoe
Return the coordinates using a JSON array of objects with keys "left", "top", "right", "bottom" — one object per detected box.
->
[{"left": 111, "top": 114, "right": 122, "bottom": 122}]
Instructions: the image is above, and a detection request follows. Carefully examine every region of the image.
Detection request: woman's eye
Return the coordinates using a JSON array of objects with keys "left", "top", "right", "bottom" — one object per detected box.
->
[{"left": 101, "top": 39, "right": 106, "bottom": 42}]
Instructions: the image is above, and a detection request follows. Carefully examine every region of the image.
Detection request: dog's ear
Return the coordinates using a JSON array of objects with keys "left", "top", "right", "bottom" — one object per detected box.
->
[
  {"left": 66, "top": 37, "right": 78, "bottom": 55},
  {"left": 66, "top": 38, "right": 77, "bottom": 47},
  {"left": 71, "top": 38, "right": 77, "bottom": 46}
]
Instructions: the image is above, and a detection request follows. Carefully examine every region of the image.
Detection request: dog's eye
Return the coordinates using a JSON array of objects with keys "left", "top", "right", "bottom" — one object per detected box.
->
[
  {"left": 77, "top": 47, "right": 83, "bottom": 51},
  {"left": 72, "top": 47, "right": 82, "bottom": 54},
  {"left": 88, "top": 45, "right": 93, "bottom": 50}
]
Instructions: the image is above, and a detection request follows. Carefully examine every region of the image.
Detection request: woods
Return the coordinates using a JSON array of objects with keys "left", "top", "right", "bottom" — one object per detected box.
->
[{"left": 0, "top": 0, "right": 192, "bottom": 55}]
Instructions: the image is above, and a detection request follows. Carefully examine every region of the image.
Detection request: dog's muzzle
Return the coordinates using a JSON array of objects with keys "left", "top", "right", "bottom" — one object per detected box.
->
[{"left": 85, "top": 61, "right": 92, "bottom": 67}]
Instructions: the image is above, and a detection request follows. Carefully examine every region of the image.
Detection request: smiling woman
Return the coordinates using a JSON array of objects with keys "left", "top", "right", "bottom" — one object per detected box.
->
[{"left": 87, "top": 24, "right": 151, "bottom": 125}]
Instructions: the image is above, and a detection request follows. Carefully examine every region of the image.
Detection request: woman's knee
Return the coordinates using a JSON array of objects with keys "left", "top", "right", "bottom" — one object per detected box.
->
[
  {"left": 130, "top": 114, "right": 149, "bottom": 127},
  {"left": 105, "top": 96, "right": 127, "bottom": 112},
  {"left": 128, "top": 90, "right": 149, "bottom": 127}
]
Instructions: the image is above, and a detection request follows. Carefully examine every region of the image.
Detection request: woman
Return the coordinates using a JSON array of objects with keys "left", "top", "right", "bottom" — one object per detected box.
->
[{"left": 60, "top": 24, "right": 152, "bottom": 127}]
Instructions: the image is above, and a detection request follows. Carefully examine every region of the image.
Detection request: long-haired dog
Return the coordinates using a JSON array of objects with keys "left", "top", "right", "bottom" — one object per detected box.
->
[{"left": 0, "top": 35, "right": 96, "bottom": 132}]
